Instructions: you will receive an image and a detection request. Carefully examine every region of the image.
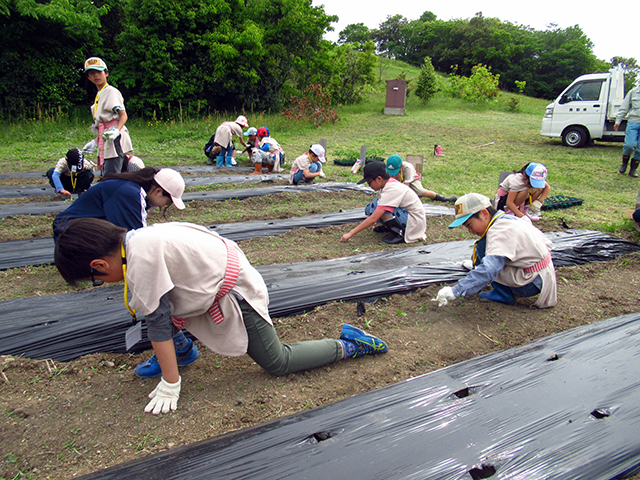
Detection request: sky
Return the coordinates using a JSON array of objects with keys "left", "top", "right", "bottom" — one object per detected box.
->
[{"left": 318, "top": 0, "right": 639, "bottom": 63}]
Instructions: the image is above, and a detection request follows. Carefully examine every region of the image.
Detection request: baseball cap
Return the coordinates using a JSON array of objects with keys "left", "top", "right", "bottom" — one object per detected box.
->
[
  {"left": 244, "top": 127, "right": 258, "bottom": 136},
  {"left": 154, "top": 168, "right": 185, "bottom": 209},
  {"left": 257, "top": 127, "right": 269, "bottom": 137},
  {"left": 525, "top": 162, "right": 547, "bottom": 189},
  {"left": 448, "top": 193, "right": 491, "bottom": 228},
  {"left": 357, "top": 160, "right": 387, "bottom": 184},
  {"left": 84, "top": 57, "right": 108, "bottom": 72},
  {"left": 309, "top": 144, "right": 326, "bottom": 163},
  {"left": 235, "top": 115, "right": 248, "bottom": 127},
  {"left": 65, "top": 148, "right": 84, "bottom": 172},
  {"left": 386, "top": 154, "right": 403, "bottom": 176}
]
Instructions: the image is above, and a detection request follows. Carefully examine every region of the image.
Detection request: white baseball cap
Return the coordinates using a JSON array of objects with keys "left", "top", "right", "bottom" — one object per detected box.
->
[
  {"left": 448, "top": 193, "right": 491, "bottom": 228},
  {"left": 310, "top": 144, "right": 326, "bottom": 163},
  {"left": 84, "top": 57, "right": 108, "bottom": 72},
  {"left": 154, "top": 168, "right": 185, "bottom": 209}
]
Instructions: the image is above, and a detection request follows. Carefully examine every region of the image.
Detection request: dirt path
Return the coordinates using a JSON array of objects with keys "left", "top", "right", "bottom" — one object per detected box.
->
[{"left": 2, "top": 251, "right": 640, "bottom": 479}]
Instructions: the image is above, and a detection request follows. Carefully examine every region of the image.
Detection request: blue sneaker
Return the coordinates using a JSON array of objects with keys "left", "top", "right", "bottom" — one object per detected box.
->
[
  {"left": 340, "top": 324, "right": 388, "bottom": 358},
  {"left": 134, "top": 338, "right": 199, "bottom": 378}
]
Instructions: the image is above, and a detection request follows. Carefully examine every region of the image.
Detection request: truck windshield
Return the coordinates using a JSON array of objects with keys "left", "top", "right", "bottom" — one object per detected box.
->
[{"left": 560, "top": 80, "right": 604, "bottom": 103}]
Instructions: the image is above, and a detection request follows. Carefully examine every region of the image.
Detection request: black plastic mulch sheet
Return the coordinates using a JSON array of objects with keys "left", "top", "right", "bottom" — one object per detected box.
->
[
  {"left": 0, "top": 166, "right": 251, "bottom": 181},
  {"left": 0, "top": 173, "right": 291, "bottom": 198},
  {"left": 76, "top": 311, "right": 640, "bottom": 480},
  {"left": 0, "top": 182, "right": 374, "bottom": 218},
  {"left": 75, "top": 314, "right": 640, "bottom": 480},
  {"left": 0, "top": 230, "right": 637, "bottom": 362},
  {"left": 0, "top": 203, "right": 450, "bottom": 270}
]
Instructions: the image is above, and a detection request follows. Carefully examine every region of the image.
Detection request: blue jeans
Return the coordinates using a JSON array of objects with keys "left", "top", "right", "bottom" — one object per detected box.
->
[
  {"left": 292, "top": 162, "right": 321, "bottom": 185},
  {"left": 623, "top": 122, "right": 640, "bottom": 159},
  {"left": 364, "top": 197, "right": 409, "bottom": 228}
]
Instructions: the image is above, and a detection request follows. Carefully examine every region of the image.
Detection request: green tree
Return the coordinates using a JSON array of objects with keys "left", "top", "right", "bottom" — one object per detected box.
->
[
  {"left": 338, "top": 23, "right": 371, "bottom": 48},
  {"left": 0, "top": 0, "right": 107, "bottom": 118},
  {"left": 326, "top": 41, "right": 377, "bottom": 104},
  {"left": 371, "top": 14, "right": 409, "bottom": 59},
  {"left": 415, "top": 56, "right": 439, "bottom": 103}
]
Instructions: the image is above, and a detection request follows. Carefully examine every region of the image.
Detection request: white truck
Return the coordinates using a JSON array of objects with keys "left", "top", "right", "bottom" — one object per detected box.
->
[{"left": 540, "top": 67, "right": 627, "bottom": 148}]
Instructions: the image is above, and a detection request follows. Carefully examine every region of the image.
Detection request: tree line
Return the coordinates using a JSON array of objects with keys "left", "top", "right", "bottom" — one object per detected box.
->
[
  {"left": 0, "top": 0, "right": 375, "bottom": 119},
  {"left": 340, "top": 12, "right": 637, "bottom": 99},
  {"left": 0, "top": 1, "right": 635, "bottom": 119}
]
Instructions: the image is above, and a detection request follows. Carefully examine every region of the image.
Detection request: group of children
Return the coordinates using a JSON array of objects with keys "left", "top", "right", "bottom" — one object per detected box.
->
[
  {"left": 50, "top": 55, "right": 557, "bottom": 416},
  {"left": 343, "top": 157, "right": 556, "bottom": 310}
]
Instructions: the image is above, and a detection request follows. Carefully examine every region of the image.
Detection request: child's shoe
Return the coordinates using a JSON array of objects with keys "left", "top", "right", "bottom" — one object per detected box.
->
[
  {"left": 134, "top": 338, "right": 199, "bottom": 378},
  {"left": 339, "top": 324, "right": 388, "bottom": 358}
]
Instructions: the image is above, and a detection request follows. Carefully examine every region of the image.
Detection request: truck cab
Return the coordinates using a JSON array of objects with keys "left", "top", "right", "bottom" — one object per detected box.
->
[{"left": 540, "top": 68, "right": 626, "bottom": 147}]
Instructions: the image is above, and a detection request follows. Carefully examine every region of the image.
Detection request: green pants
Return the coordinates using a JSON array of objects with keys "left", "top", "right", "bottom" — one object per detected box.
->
[{"left": 239, "top": 299, "right": 342, "bottom": 376}]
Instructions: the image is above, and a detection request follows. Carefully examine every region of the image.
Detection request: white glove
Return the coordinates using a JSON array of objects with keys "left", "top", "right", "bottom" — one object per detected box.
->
[
  {"left": 91, "top": 123, "right": 99, "bottom": 135},
  {"left": 102, "top": 127, "right": 121, "bottom": 142},
  {"left": 529, "top": 200, "right": 543, "bottom": 214},
  {"left": 458, "top": 259, "right": 474, "bottom": 271},
  {"left": 145, "top": 376, "right": 181, "bottom": 415},
  {"left": 83, "top": 139, "right": 98, "bottom": 155},
  {"left": 318, "top": 171, "right": 326, "bottom": 178},
  {"left": 432, "top": 286, "right": 456, "bottom": 307}
]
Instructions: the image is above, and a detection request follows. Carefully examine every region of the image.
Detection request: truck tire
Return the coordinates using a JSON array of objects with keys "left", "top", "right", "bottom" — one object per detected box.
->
[{"left": 562, "top": 127, "right": 589, "bottom": 148}]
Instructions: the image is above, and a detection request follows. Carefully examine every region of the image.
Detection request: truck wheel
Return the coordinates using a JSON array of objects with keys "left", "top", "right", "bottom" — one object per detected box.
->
[{"left": 562, "top": 127, "right": 589, "bottom": 148}]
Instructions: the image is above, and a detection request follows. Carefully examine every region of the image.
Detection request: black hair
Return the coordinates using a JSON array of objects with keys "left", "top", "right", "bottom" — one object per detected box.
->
[
  {"left": 54, "top": 218, "right": 126, "bottom": 286},
  {"left": 518, "top": 163, "right": 534, "bottom": 176},
  {"left": 102, "top": 166, "right": 161, "bottom": 192}
]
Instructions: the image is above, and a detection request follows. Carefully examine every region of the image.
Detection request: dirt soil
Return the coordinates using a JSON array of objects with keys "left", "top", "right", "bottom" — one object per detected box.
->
[{"left": 2, "top": 189, "right": 640, "bottom": 479}]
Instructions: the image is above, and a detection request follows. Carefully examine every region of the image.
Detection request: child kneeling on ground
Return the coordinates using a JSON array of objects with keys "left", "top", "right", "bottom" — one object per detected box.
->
[
  {"left": 341, "top": 160, "right": 427, "bottom": 245},
  {"left": 55, "top": 219, "right": 388, "bottom": 414},
  {"left": 433, "top": 193, "right": 557, "bottom": 309}
]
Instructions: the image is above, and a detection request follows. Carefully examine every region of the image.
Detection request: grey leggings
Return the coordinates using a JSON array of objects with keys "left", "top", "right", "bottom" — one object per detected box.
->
[{"left": 239, "top": 299, "right": 342, "bottom": 376}]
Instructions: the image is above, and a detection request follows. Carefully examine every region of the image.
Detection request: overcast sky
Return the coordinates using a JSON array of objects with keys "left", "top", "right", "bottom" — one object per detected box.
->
[{"left": 318, "top": 0, "right": 639, "bottom": 63}]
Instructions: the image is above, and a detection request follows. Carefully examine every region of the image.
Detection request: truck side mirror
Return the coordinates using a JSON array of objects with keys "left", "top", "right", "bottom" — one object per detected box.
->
[{"left": 559, "top": 94, "right": 570, "bottom": 105}]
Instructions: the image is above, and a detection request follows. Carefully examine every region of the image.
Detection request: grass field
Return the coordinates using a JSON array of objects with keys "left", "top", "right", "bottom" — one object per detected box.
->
[{"left": 1, "top": 67, "right": 637, "bottom": 238}]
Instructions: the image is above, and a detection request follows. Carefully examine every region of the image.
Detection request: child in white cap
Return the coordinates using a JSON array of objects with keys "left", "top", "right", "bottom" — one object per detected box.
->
[
  {"left": 206, "top": 115, "right": 248, "bottom": 167},
  {"left": 82, "top": 57, "right": 134, "bottom": 176},
  {"left": 54, "top": 219, "right": 388, "bottom": 415},
  {"left": 493, "top": 162, "right": 550, "bottom": 220},
  {"left": 433, "top": 193, "right": 557, "bottom": 308},
  {"left": 289, "top": 144, "right": 327, "bottom": 184}
]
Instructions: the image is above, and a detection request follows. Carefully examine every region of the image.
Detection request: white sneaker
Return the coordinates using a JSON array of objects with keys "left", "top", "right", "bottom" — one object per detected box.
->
[{"left": 231, "top": 158, "right": 237, "bottom": 166}]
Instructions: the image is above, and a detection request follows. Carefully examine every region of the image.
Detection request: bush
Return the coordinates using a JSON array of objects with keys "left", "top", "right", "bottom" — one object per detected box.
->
[
  {"left": 415, "top": 56, "right": 439, "bottom": 104},
  {"left": 445, "top": 64, "right": 500, "bottom": 102},
  {"left": 282, "top": 84, "right": 339, "bottom": 127}
]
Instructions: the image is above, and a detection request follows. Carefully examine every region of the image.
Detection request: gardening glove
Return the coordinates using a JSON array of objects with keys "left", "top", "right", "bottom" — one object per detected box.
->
[
  {"left": 318, "top": 170, "right": 326, "bottom": 178},
  {"left": 432, "top": 286, "right": 456, "bottom": 307},
  {"left": 458, "top": 259, "right": 474, "bottom": 271},
  {"left": 145, "top": 376, "right": 181, "bottom": 415},
  {"left": 83, "top": 139, "right": 98, "bottom": 155},
  {"left": 529, "top": 200, "right": 543, "bottom": 215},
  {"left": 102, "top": 126, "right": 121, "bottom": 142}
]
